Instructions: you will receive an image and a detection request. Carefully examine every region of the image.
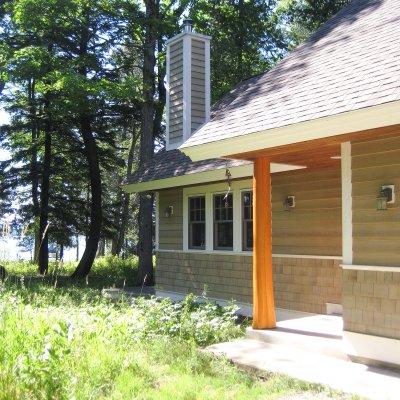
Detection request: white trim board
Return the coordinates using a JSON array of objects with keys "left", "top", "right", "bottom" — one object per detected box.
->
[
  {"left": 182, "top": 35, "right": 191, "bottom": 142},
  {"left": 341, "top": 142, "right": 353, "bottom": 265},
  {"left": 165, "top": 43, "right": 171, "bottom": 150},
  {"left": 154, "top": 192, "right": 160, "bottom": 251},
  {"left": 180, "top": 100, "right": 400, "bottom": 161},
  {"left": 165, "top": 31, "right": 211, "bottom": 46},
  {"left": 123, "top": 163, "right": 305, "bottom": 194},
  {"left": 341, "top": 264, "right": 400, "bottom": 272},
  {"left": 157, "top": 249, "right": 341, "bottom": 260},
  {"left": 343, "top": 331, "right": 400, "bottom": 367}
]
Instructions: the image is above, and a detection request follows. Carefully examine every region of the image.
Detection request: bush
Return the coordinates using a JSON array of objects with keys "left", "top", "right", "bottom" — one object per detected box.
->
[{"left": 131, "top": 294, "right": 244, "bottom": 346}]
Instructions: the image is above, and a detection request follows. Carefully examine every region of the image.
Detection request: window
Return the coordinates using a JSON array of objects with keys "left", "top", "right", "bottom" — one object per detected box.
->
[
  {"left": 213, "top": 193, "right": 233, "bottom": 250},
  {"left": 188, "top": 196, "right": 205, "bottom": 249},
  {"left": 242, "top": 191, "right": 253, "bottom": 251}
]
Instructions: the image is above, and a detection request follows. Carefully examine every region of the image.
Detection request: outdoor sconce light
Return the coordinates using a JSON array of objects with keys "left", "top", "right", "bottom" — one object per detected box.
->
[
  {"left": 376, "top": 185, "right": 395, "bottom": 211},
  {"left": 283, "top": 195, "right": 295, "bottom": 211},
  {"left": 164, "top": 205, "right": 174, "bottom": 218}
]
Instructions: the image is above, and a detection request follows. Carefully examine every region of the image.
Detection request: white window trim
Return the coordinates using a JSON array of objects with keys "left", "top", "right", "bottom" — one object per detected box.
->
[
  {"left": 186, "top": 194, "right": 206, "bottom": 251},
  {"left": 183, "top": 180, "right": 252, "bottom": 253},
  {"left": 181, "top": 180, "right": 343, "bottom": 258}
]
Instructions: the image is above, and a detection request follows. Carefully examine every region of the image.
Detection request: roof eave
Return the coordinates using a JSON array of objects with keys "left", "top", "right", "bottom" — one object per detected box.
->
[
  {"left": 122, "top": 162, "right": 306, "bottom": 193},
  {"left": 180, "top": 101, "right": 400, "bottom": 161}
]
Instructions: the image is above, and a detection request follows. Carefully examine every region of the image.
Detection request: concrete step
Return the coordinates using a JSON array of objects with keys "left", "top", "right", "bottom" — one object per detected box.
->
[
  {"left": 208, "top": 339, "right": 400, "bottom": 400},
  {"left": 246, "top": 327, "right": 348, "bottom": 360}
]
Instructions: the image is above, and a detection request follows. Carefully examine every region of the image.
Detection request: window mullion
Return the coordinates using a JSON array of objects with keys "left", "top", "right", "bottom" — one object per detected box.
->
[
  {"left": 205, "top": 192, "right": 213, "bottom": 251},
  {"left": 233, "top": 189, "right": 241, "bottom": 252}
]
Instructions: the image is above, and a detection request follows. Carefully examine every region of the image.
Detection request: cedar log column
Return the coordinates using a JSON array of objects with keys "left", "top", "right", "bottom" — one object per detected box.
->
[{"left": 252, "top": 157, "right": 276, "bottom": 329}]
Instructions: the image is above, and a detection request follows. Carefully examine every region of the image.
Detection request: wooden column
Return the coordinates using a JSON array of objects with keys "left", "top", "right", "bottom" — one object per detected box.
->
[{"left": 252, "top": 156, "right": 276, "bottom": 329}]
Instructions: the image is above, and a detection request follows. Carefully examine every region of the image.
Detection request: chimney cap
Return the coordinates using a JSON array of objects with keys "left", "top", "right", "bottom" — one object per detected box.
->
[{"left": 183, "top": 19, "right": 193, "bottom": 33}]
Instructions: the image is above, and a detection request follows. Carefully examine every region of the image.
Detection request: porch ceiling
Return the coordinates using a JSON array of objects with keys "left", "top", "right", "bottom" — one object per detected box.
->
[{"left": 225, "top": 124, "right": 400, "bottom": 170}]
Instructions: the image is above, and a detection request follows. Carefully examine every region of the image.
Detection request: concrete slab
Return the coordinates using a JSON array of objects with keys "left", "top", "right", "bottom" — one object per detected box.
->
[
  {"left": 208, "top": 339, "right": 400, "bottom": 400},
  {"left": 275, "top": 309, "right": 343, "bottom": 337}
]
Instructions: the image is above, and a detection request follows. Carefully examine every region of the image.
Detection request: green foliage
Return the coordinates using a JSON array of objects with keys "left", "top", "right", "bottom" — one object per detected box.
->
[
  {"left": 190, "top": 0, "right": 287, "bottom": 102},
  {"left": 277, "top": 0, "right": 351, "bottom": 47},
  {"left": 3, "top": 254, "right": 139, "bottom": 287},
  {"left": 131, "top": 294, "right": 243, "bottom": 346},
  {"left": 0, "top": 267, "right": 347, "bottom": 400}
]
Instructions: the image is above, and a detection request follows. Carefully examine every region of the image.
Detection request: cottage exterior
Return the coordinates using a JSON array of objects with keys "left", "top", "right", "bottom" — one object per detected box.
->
[{"left": 124, "top": 0, "right": 400, "bottom": 367}]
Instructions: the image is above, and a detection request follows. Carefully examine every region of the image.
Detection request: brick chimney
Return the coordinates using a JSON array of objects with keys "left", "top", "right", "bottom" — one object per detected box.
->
[{"left": 165, "top": 19, "right": 211, "bottom": 150}]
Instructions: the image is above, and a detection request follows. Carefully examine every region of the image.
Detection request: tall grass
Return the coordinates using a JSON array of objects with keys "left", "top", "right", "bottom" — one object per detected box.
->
[
  {"left": 0, "top": 261, "right": 352, "bottom": 400},
  {"left": 2, "top": 254, "right": 139, "bottom": 288}
]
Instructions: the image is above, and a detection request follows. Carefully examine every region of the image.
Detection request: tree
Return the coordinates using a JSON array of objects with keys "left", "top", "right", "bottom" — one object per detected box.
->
[
  {"left": 135, "top": 0, "right": 190, "bottom": 285},
  {"left": 135, "top": 0, "right": 158, "bottom": 286},
  {"left": 190, "top": 0, "right": 287, "bottom": 102},
  {"left": 277, "top": 0, "right": 350, "bottom": 47}
]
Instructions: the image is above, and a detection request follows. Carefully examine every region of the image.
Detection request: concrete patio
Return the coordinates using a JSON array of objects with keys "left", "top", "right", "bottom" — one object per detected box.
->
[{"left": 208, "top": 310, "right": 400, "bottom": 400}]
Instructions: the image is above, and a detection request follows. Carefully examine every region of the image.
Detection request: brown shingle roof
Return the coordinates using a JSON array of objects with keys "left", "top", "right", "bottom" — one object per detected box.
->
[
  {"left": 181, "top": 0, "right": 400, "bottom": 150},
  {"left": 125, "top": 149, "right": 250, "bottom": 185}
]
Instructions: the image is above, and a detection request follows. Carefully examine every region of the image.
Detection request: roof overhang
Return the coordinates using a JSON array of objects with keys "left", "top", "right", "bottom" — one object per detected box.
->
[
  {"left": 180, "top": 101, "right": 400, "bottom": 161},
  {"left": 123, "top": 162, "right": 305, "bottom": 194}
]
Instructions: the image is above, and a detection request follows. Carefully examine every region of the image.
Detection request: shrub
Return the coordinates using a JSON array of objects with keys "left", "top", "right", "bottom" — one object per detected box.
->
[{"left": 131, "top": 294, "right": 244, "bottom": 346}]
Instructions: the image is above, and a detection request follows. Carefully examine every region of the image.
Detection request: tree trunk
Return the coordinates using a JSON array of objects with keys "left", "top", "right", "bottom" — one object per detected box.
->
[
  {"left": 136, "top": 0, "right": 158, "bottom": 286},
  {"left": 112, "top": 129, "right": 138, "bottom": 256},
  {"left": 71, "top": 114, "right": 102, "bottom": 278},
  {"left": 28, "top": 79, "right": 40, "bottom": 262},
  {"left": 76, "top": 234, "right": 79, "bottom": 261},
  {"left": 71, "top": 14, "right": 102, "bottom": 279},
  {"left": 38, "top": 123, "right": 51, "bottom": 275},
  {"left": 59, "top": 244, "right": 64, "bottom": 262}
]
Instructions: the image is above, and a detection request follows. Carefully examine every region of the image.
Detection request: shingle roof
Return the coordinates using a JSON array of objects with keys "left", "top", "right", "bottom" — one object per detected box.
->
[
  {"left": 181, "top": 0, "right": 400, "bottom": 150},
  {"left": 125, "top": 149, "right": 250, "bottom": 185}
]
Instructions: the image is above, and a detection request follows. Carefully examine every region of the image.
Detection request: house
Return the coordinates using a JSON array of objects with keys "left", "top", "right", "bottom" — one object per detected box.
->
[{"left": 124, "top": 0, "right": 400, "bottom": 368}]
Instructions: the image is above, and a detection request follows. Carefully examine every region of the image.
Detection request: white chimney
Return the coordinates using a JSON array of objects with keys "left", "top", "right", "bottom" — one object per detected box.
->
[{"left": 165, "top": 19, "right": 211, "bottom": 150}]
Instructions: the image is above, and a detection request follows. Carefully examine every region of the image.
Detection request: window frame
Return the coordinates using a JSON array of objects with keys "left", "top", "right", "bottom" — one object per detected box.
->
[
  {"left": 241, "top": 190, "right": 253, "bottom": 251},
  {"left": 213, "top": 192, "right": 234, "bottom": 251},
  {"left": 182, "top": 180, "right": 253, "bottom": 254},
  {"left": 188, "top": 195, "right": 206, "bottom": 250}
]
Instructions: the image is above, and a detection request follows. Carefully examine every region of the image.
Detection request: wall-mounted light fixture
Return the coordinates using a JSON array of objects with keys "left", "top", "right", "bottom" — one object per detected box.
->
[
  {"left": 377, "top": 185, "right": 395, "bottom": 211},
  {"left": 283, "top": 195, "right": 295, "bottom": 211},
  {"left": 164, "top": 205, "right": 174, "bottom": 217}
]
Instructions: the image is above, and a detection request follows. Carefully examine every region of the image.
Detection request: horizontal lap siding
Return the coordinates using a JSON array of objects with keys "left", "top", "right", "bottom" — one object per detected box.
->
[
  {"left": 158, "top": 168, "right": 342, "bottom": 255},
  {"left": 352, "top": 135, "right": 400, "bottom": 266},
  {"left": 158, "top": 188, "right": 183, "bottom": 250},
  {"left": 271, "top": 168, "right": 342, "bottom": 256},
  {"left": 191, "top": 39, "right": 206, "bottom": 133},
  {"left": 169, "top": 40, "right": 184, "bottom": 144}
]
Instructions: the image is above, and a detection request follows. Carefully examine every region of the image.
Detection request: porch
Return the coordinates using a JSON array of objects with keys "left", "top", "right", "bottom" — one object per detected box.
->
[
  {"left": 240, "top": 127, "right": 400, "bottom": 367},
  {"left": 208, "top": 309, "right": 400, "bottom": 400}
]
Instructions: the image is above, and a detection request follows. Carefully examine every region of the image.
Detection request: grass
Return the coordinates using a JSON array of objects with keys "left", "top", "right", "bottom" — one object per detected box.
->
[
  {"left": 0, "top": 258, "right": 355, "bottom": 400},
  {"left": 2, "top": 254, "right": 139, "bottom": 288}
]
